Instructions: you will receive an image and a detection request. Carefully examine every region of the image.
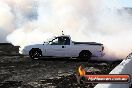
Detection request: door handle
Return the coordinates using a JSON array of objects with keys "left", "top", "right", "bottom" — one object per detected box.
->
[{"left": 62, "top": 46, "right": 65, "bottom": 48}]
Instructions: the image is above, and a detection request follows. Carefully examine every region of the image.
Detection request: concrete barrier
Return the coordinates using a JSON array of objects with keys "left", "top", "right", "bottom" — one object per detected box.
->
[{"left": 94, "top": 56, "right": 132, "bottom": 88}]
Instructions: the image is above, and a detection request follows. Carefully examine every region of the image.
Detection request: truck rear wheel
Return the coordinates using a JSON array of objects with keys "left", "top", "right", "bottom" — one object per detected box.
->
[
  {"left": 79, "top": 50, "right": 92, "bottom": 61},
  {"left": 29, "top": 49, "right": 42, "bottom": 60}
]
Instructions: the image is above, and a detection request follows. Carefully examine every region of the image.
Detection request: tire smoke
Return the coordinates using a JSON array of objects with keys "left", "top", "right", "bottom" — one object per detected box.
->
[{"left": 0, "top": 0, "right": 131, "bottom": 59}]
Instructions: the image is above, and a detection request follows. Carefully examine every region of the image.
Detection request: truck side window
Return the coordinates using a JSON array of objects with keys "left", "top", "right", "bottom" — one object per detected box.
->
[
  {"left": 58, "top": 37, "right": 65, "bottom": 45},
  {"left": 50, "top": 37, "right": 70, "bottom": 45},
  {"left": 64, "top": 37, "right": 70, "bottom": 45},
  {"left": 58, "top": 37, "right": 70, "bottom": 45}
]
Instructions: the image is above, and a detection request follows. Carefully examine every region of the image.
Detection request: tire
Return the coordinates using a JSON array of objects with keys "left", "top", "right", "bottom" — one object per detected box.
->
[
  {"left": 29, "top": 49, "right": 42, "bottom": 60},
  {"left": 79, "top": 50, "right": 92, "bottom": 61}
]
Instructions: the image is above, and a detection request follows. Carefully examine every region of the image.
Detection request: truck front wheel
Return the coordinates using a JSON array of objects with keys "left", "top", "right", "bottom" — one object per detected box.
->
[
  {"left": 79, "top": 50, "right": 92, "bottom": 61},
  {"left": 29, "top": 49, "right": 42, "bottom": 60}
]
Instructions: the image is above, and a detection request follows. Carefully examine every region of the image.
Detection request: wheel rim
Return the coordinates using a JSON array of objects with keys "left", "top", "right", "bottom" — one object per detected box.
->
[
  {"left": 83, "top": 52, "right": 88, "bottom": 57},
  {"left": 80, "top": 51, "right": 91, "bottom": 59},
  {"left": 30, "top": 50, "right": 41, "bottom": 59},
  {"left": 82, "top": 52, "right": 89, "bottom": 58}
]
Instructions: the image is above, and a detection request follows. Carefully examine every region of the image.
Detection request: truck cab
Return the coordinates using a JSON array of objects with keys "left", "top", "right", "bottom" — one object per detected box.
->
[{"left": 43, "top": 35, "right": 73, "bottom": 57}]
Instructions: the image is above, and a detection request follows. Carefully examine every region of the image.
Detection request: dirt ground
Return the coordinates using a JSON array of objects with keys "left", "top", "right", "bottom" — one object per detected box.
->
[{"left": 0, "top": 55, "right": 122, "bottom": 88}]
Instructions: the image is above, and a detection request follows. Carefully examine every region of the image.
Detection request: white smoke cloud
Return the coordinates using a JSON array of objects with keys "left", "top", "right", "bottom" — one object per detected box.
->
[
  {"left": 0, "top": 0, "right": 38, "bottom": 42},
  {"left": 0, "top": 1, "right": 15, "bottom": 42},
  {"left": 7, "top": 21, "right": 53, "bottom": 47},
  {"left": 0, "top": 0, "right": 131, "bottom": 59}
]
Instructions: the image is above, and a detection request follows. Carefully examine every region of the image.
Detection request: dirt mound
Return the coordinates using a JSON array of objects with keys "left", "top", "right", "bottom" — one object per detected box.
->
[{"left": 0, "top": 43, "right": 20, "bottom": 55}]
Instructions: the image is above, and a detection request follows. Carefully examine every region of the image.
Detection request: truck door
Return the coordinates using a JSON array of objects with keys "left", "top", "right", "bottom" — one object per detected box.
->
[
  {"left": 45, "top": 36, "right": 71, "bottom": 57},
  {"left": 58, "top": 36, "right": 71, "bottom": 57}
]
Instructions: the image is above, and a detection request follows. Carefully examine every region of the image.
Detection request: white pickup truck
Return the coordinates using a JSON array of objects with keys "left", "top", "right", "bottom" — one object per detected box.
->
[{"left": 20, "top": 35, "right": 104, "bottom": 60}]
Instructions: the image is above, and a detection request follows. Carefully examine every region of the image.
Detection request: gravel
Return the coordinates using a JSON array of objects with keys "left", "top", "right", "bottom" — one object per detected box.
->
[{"left": 0, "top": 55, "right": 122, "bottom": 88}]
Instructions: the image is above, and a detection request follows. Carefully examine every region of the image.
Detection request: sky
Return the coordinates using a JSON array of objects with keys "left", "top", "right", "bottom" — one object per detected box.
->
[
  {"left": 119, "top": 0, "right": 132, "bottom": 7},
  {"left": 106, "top": 0, "right": 132, "bottom": 8}
]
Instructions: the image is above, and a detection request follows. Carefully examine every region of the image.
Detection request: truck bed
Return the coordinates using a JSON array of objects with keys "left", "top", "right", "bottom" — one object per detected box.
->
[{"left": 73, "top": 42, "right": 103, "bottom": 45}]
